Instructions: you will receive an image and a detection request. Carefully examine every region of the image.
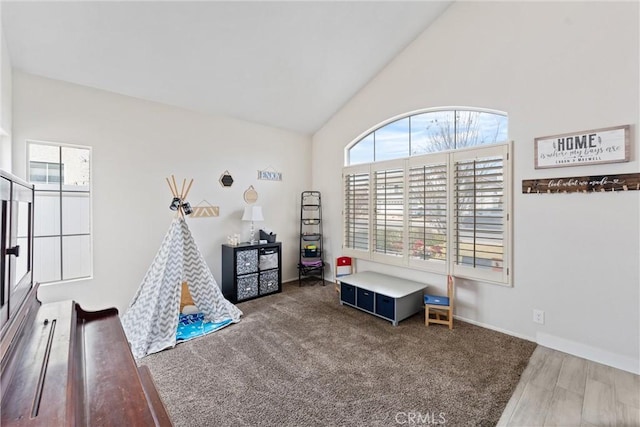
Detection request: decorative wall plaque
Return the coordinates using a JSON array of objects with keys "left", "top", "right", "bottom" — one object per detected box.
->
[
  {"left": 522, "top": 172, "right": 640, "bottom": 194},
  {"left": 191, "top": 200, "right": 220, "bottom": 217},
  {"left": 243, "top": 185, "right": 258, "bottom": 203},
  {"left": 535, "top": 124, "right": 630, "bottom": 169},
  {"left": 219, "top": 170, "right": 234, "bottom": 187},
  {"left": 257, "top": 167, "right": 282, "bottom": 181}
]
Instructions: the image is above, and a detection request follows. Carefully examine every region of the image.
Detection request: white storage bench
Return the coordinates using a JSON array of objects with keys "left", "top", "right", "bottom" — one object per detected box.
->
[{"left": 338, "top": 271, "right": 426, "bottom": 326}]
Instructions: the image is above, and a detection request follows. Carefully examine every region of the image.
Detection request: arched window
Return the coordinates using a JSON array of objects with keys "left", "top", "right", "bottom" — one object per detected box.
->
[
  {"left": 342, "top": 108, "right": 511, "bottom": 285},
  {"left": 347, "top": 108, "right": 508, "bottom": 165}
]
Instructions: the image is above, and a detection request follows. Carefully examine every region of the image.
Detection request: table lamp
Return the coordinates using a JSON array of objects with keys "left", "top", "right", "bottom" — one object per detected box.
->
[{"left": 242, "top": 205, "right": 264, "bottom": 244}]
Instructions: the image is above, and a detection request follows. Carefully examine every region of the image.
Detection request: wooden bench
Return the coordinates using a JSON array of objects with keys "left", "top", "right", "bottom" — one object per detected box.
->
[{"left": 338, "top": 271, "right": 426, "bottom": 326}]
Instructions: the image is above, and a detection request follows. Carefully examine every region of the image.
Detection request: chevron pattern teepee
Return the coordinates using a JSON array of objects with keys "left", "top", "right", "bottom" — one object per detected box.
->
[{"left": 121, "top": 177, "right": 242, "bottom": 359}]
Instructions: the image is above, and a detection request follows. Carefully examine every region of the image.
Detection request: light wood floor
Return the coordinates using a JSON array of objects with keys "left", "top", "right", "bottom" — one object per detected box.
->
[{"left": 498, "top": 346, "right": 640, "bottom": 426}]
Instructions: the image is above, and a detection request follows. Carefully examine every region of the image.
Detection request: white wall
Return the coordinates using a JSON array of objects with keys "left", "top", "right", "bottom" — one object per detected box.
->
[
  {"left": 313, "top": 1, "right": 639, "bottom": 373},
  {"left": 12, "top": 72, "right": 311, "bottom": 313},
  {"left": 0, "top": 4, "right": 13, "bottom": 171}
]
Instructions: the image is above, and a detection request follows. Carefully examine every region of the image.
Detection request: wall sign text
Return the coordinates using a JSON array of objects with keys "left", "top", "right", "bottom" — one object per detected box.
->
[
  {"left": 522, "top": 172, "right": 640, "bottom": 194},
  {"left": 257, "top": 169, "right": 282, "bottom": 181},
  {"left": 535, "top": 125, "right": 630, "bottom": 169}
]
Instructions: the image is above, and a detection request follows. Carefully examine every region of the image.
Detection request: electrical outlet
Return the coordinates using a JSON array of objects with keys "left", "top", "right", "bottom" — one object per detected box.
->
[{"left": 533, "top": 309, "right": 545, "bottom": 325}]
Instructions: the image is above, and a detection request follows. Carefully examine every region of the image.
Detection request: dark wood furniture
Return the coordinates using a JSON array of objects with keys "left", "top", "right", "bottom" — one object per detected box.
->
[
  {"left": 222, "top": 242, "right": 281, "bottom": 303},
  {"left": 1, "top": 285, "right": 173, "bottom": 426},
  {"left": 1, "top": 170, "right": 172, "bottom": 426},
  {"left": 1, "top": 170, "right": 34, "bottom": 331}
]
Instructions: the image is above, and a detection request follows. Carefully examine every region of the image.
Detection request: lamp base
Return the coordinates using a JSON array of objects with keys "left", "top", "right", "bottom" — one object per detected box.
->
[{"left": 249, "top": 221, "right": 256, "bottom": 244}]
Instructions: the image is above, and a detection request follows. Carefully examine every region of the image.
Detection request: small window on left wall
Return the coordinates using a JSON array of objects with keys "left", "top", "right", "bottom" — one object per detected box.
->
[{"left": 27, "top": 141, "right": 92, "bottom": 283}]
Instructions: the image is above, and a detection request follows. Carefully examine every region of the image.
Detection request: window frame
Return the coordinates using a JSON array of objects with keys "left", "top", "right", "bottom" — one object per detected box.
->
[
  {"left": 344, "top": 106, "right": 508, "bottom": 166},
  {"left": 27, "top": 140, "right": 93, "bottom": 284},
  {"left": 342, "top": 108, "right": 511, "bottom": 286}
]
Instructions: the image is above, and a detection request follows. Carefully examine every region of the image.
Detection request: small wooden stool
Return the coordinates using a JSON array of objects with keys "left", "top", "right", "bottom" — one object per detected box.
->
[{"left": 424, "top": 275, "right": 454, "bottom": 329}]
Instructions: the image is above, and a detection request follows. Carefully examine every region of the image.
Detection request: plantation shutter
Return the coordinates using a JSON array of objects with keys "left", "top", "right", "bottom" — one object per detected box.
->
[
  {"left": 452, "top": 145, "right": 509, "bottom": 283},
  {"left": 408, "top": 154, "right": 448, "bottom": 272},
  {"left": 342, "top": 141, "right": 511, "bottom": 285},
  {"left": 372, "top": 160, "right": 404, "bottom": 263},
  {"left": 343, "top": 167, "right": 370, "bottom": 256}
]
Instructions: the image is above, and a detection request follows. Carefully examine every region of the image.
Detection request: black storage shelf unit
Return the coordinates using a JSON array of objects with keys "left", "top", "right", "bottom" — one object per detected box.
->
[
  {"left": 297, "top": 191, "right": 325, "bottom": 285},
  {"left": 222, "top": 242, "right": 282, "bottom": 303}
]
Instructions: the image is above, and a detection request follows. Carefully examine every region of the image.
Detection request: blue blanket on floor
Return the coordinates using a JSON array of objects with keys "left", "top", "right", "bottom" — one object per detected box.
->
[{"left": 176, "top": 313, "right": 233, "bottom": 342}]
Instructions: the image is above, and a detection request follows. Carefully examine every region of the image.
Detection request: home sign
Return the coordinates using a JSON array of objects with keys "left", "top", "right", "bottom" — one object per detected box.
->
[{"left": 534, "top": 124, "right": 630, "bottom": 169}]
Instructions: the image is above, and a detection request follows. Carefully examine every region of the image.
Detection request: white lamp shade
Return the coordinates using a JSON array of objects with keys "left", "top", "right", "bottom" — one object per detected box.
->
[{"left": 242, "top": 205, "right": 264, "bottom": 221}]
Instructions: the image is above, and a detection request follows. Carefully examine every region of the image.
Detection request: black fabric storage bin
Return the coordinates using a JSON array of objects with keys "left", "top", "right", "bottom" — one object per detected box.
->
[
  {"left": 341, "top": 283, "right": 356, "bottom": 305},
  {"left": 375, "top": 294, "right": 395, "bottom": 320},
  {"left": 260, "top": 230, "right": 276, "bottom": 243},
  {"left": 356, "top": 288, "right": 374, "bottom": 312}
]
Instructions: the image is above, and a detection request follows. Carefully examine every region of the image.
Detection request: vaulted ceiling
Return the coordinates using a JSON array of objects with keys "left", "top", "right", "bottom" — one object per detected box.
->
[{"left": 2, "top": 1, "right": 452, "bottom": 134}]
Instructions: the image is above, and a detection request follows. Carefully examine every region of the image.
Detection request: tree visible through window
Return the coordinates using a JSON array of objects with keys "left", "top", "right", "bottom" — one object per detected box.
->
[
  {"left": 348, "top": 109, "right": 507, "bottom": 165},
  {"left": 343, "top": 108, "right": 511, "bottom": 285},
  {"left": 28, "top": 141, "right": 92, "bottom": 283}
]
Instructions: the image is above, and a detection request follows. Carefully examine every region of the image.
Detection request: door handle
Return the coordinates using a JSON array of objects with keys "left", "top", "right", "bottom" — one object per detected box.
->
[{"left": 6, "top": 245, "right": 20, "bottom": 257}]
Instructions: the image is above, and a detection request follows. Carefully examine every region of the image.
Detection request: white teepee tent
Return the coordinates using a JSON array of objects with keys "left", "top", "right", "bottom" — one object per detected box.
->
[{"left": 122, "top": 177, "right": 242, "bottom": 359}]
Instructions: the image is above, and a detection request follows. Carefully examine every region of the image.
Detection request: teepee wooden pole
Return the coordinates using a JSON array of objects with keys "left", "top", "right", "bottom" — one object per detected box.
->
[
  {"left": 183, "top": 179, "right": 194, "bottom": 201},
  {"left": 171, "top": 175, "right": 179, "bottom": 198},
  {"left": 179, "top": 178, "right": 186, "bottom": 199},
  {"left": 166, "top": 177, "right": 177, "bottom": 197}
]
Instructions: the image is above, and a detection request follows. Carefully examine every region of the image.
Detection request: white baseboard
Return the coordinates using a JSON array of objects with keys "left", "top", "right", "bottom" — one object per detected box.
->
[
  {"left": 453, "top": 315, "right": 536, "bottom": 343},
  {"left": 455, "top": 317, "right": 639, "bottom": 374},
  {"left": 536, "top": 332, "right": 640, "bottom": 375}
]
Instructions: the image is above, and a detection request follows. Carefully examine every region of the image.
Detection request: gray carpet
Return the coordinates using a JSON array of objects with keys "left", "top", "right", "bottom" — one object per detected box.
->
[{"left": 143, "top": 281, "right": 536, "bottom": 427}]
